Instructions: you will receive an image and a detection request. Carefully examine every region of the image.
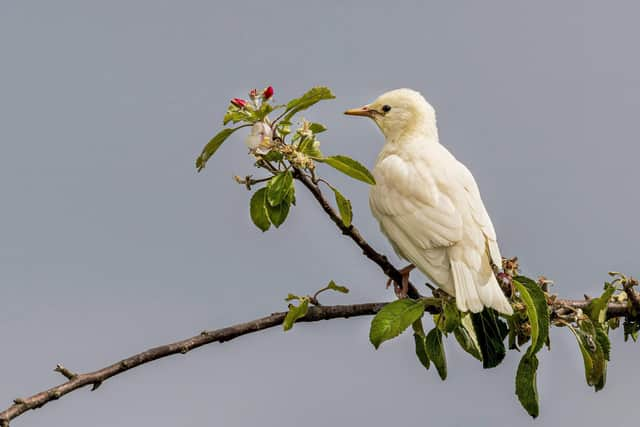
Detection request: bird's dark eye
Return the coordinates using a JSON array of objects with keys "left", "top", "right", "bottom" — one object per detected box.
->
[{"left": 381, "top": 105, "right": 392, "bottom": 113}]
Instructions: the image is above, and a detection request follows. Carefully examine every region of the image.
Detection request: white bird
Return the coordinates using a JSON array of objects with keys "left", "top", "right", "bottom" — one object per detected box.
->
[{"left": 345, "top": 89, "right": 513, "bottom": 315}]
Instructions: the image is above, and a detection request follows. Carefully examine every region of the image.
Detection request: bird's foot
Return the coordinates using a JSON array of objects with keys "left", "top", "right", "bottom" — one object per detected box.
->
[{"left": 386, "top": 264, "right": 415, "bottom": 299}]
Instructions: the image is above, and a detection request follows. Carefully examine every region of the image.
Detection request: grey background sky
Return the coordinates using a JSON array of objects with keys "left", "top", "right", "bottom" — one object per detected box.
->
[{"left": 2, "top": 1, "right": 639, "bottom": 426}]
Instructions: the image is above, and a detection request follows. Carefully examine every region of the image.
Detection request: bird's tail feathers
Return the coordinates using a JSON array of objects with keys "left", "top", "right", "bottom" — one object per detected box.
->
[
  {"left": 451, "top": 259, "right": 513, "bottom": 315},
  {"left": 451, "top": 260, "right": 483, "bottom": 313},
  {"left": 477, "top": 274, "right": 513, "bottom": 315}
]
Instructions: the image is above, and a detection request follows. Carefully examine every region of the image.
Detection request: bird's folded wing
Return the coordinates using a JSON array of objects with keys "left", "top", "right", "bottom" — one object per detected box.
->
[
  {"left": 455, "top": 163, "right": 502, "bottom": 267},
  {"left": 370, "top": 154, "right": 463, "bottom": 251}
]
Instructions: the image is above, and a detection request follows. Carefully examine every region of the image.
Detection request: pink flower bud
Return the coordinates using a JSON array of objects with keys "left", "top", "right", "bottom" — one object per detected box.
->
[
  {"left": 262, "top": 86, "right": 274, "bottom": 100},
  {"left": 230, "top": 98, "right": 247, "bottom": 108},
  {"left": 249, "top": 88, "right": 259, "bottom": 98}
]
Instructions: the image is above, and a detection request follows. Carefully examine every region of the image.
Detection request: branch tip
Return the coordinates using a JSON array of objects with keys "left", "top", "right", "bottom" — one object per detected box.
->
[{"left": 54, "top": 364, "right": 77, "bottom": 380}]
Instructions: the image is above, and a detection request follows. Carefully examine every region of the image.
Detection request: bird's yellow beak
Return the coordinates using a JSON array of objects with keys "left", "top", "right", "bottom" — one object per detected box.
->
[{"left": 344, "top": 105, "right": 374, "bottom": 118}]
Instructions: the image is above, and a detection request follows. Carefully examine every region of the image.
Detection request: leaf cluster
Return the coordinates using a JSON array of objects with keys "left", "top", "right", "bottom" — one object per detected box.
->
[
  {"left": 195, "top": 86, "right": 375, "bottom": 232},
  {"left": 282, "top": 281, "right": 350, "bottom": 331},
  {"left": 364, "top": 271, "right": 627, "bottom": 418}
]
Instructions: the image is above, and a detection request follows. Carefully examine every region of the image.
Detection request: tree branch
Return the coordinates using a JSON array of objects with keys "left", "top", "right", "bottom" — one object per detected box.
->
[
  {"left": 0, "top": 303, "right": 384, "bottom": 426},
  {"left": 0, "top": 297, "right": 634, "bottom": 426},
  {"left": 293, "top": 168, "right": 422, "bottom": 299}
]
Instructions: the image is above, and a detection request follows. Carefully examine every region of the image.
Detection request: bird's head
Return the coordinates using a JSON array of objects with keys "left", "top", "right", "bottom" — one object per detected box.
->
[{"left": 344, "top": 88, "right": 437, "bottom": 143}]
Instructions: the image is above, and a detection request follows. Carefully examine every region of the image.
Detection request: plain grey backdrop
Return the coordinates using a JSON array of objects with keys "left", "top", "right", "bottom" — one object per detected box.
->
[{"left": 2, "top": 1, "right": 639, "bottom": 426}]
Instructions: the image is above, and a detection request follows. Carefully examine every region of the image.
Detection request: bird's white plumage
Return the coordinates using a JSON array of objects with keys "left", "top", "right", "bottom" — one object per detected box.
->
[{"left": 360, "top": 88, "right": 512, "bottom": 315}]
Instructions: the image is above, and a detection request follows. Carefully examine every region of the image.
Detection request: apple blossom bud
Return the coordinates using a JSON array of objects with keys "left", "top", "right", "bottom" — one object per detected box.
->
[
  {"left": 245, "top": 122, "right": 273, "bottom": 152},
  {"left": 230, "top": 98, "right": 247, "bottom": 108},
  {"left": 249, "top": 89, "right": 259, "bottom": 99},
  {"left": 262, "top": 86, "right": 274, "bottom": 100}
]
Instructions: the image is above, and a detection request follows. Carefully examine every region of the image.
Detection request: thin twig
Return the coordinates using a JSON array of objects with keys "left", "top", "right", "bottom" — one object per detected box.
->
[{"left": 53, "top": 365, "right": 77, "bottom": 380}]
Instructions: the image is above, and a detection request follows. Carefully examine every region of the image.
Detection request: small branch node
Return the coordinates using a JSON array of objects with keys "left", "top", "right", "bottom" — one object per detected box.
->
[
  {"left": 91, "top": 381, "right": 103, "bottom": 391},
  {"left": 54, "top": 364, "right": 77, "bottom": 380},
  {"left": 622, "top": 277, "right": 640, "bottom": 316},
  {"left": 48, "top": 390, "right": 61, "bottom": 400}
]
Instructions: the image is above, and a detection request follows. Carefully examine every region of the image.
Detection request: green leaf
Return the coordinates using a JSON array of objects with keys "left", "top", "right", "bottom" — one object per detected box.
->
[
  {"left": 594, "top": 328, "right": 610, "bottom": 391},
  {"left": 369, "top": 299, "right": 425, "bottom": 349},
  {"left": 567, "top": 325, "right": 594, "bottom": 385},
  {"left": 454, "top": 315, "right": 483, "bottom": 361},
  {"left": 309, "top": 122, "right": 327, "bottom": 133},
  {"left": 285, "top": 293, "right": 300, "bottom": 302},
  {"left": 425, "top": 328, "right": 447, "bottom": 380},
  {"left": 265, "top": 199, "right": 290, "bottom": 228},
  {"left": 623, "top": 318, "right": 640, "bottom": 342},
  {"left": 282, "top": 87, "right": 335, "bottom": 123},
  {"left": 249, "top": 188, "right": 270, "bottom": 232},
  {"left": 596, "top": 327, "right": 611, "bottom": 361},
  {"left": 330, "top": 187, "right": 353, "bottom": 227},
  {"left": 276, "top": 121, "right": 291, "bottom": 136},
  {"left": 443, "top": 300, "right": 461, "bottom": 333},
  {"left": 286, "top": 182, "right": 296, "bottom": 206},
  {"left": 266, "top": 171, "right": 294, "bottom": 206},
  {"left": 283, "top": 298, "right": 309, "bottom": 331},
  {"left": 515, "top": 354, "right": 540, "bottom": 418},
  {"left": 196, "top": 127, "right": 240, "bottom": 171},
  {"left": 471, "top": 309, "right": 508, "bottom": 369},
  {"left": 587, "top": 283, "right": 616, "bottom": 324},
  {"left": 223, "top": 108, "right": 254, "bottom": 125},
  {"left": 512, "top": 278, "right": 549, "bottom": 415},
  {"left": 608, "top": 316, "right": 620, "bottom": 330},
  {"left": 413, "top": 333, "right": 431, "bottom": 370},
  {"left": 298, "top": 136, "right": 323, "bottom": 158},
  {"left": 412, "top": 319, "right": 430, "bottom": 370},
  {"left": 567, "top": 322, "right": 607, "bottom": 390},
  {"left": 320, "top": 155, "right": 376, "bottom": 185},
  {"left": 262, "top": 150, "right": 284, "bottom": 162},
  {"left": 326, "top": 280, "right": 349, "bottom": 294},
  {"left": 513, "top": 277, "right": 550, "bottom": 356},
  {"left": 580, "top": 320, "right": 607, "bottom": 390}
]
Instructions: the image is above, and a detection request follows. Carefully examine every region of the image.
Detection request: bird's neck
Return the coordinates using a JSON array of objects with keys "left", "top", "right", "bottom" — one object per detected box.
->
[
  {"left": 377, "top": 131, "right": 440, "bottom": 165},
  {"left": 383, "top": 126, "right": 439, "bottom": 147},
  {"left": 380, "top": 120, "right": 438, "bottom": 146}
]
